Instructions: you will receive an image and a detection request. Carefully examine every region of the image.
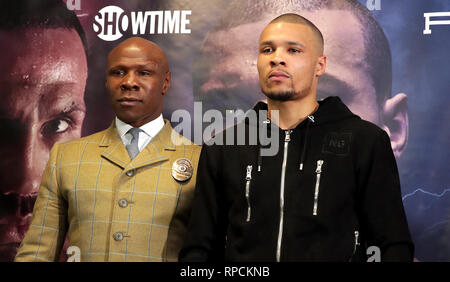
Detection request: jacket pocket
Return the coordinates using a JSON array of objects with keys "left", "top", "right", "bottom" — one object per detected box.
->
[
  {"left": 245, "top": 165, "right": 253, "bottom": 222},
  {"left": 312, "top": 160, "right": 324, "bottom": 216}
]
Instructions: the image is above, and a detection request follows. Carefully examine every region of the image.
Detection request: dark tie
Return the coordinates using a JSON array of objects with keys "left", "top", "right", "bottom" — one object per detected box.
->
[{"left": 126, "top": 128, "right": 141, "bottom": 160}]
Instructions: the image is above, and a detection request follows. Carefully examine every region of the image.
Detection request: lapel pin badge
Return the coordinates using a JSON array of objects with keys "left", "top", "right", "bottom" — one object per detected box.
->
[{"left": 172, "top": 158, "right": 193, "bottom": 182}]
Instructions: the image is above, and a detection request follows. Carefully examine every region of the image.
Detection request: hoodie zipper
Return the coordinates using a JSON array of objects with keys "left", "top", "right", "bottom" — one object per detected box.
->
[
  {"left": 312, "top": 160, "right": 324, "bottom": 216},
  {"left": 276, "top": 130, "right": 291, "bottom": 262},
  {"left": 245, "top": 165, "right": 253, "bottom": 222}
]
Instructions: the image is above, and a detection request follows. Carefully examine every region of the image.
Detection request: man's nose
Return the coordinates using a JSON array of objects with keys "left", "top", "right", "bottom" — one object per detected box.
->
[
  {"left": 1, "top": 126, "right": 47, "bottom": 196},
  {"left": 16, "top": 128, "right": 47, "bottom": 196},
  {"left": 120, "top": 72, "right": 140, "bottom": 91},
  {"left": 270, "top": 50, "right": 286, "bottom": 67}
]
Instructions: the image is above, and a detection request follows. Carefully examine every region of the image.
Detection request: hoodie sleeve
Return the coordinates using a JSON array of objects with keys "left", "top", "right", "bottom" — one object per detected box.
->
[
  {"left": 178, "top": 143, "right": 227, "bottom": 262},
  {"left": 356, "top": 128, "right": 414, "bottom": 261}
]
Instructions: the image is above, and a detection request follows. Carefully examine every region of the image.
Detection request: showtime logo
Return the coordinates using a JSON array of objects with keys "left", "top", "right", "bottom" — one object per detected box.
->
[{"left": 93, "top": 6, "right": 192, "bottom": 41}]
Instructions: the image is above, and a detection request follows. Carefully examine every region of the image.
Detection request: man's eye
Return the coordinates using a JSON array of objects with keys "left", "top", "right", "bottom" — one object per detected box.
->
[
  {"left": 41, "top": 118, "right": 71, "bottom": 136},
  {"left": 111, "top": 70, "right": 124, "bottom": 76},
  {"left": 262, "top": 47, "right": 273, "bottom": 53},
  {"left": 139, "top": 71, "right": 151, "bottom": 76},
  {"left": 289, "top": 48, "right": 301, "bottom": 53}
]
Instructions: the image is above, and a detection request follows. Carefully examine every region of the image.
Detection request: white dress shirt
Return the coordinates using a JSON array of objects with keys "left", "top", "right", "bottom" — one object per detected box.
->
[{"left": 115, "top": 114, "right": 165, "bottom": 153}]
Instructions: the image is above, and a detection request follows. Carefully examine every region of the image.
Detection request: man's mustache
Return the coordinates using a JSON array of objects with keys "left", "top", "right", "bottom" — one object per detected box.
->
[{"left": 0, "top": 193, "right": 37, "bottom": 217}]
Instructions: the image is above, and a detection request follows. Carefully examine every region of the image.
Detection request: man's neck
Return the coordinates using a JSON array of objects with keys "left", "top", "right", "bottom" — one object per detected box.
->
[{"left": 267, "top": 95, "right": 319, "bottom": 130}]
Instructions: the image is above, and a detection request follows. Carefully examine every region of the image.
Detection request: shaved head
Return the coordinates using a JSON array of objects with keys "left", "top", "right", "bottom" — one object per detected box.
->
[
  {"left": 105, "top": 37, "right": 171, "bottom": 127},
  {"left": 107, "top": 37, "right": 169, "bottom": 73},
  {"left": 269, "top": 13, "right": 324, "bottom": 55}
]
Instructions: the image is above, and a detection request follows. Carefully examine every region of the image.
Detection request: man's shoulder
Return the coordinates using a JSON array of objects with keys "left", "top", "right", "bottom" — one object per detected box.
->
[
  {"left": 339, "top": 118, "right": 390, "bottom": 151},
  {"left": 350, "top": 118, "right": 385, "bottom": 136},
  {"left": 56, "top": 127, "right": 112, "bottom": 153},
  {"left": 332, "top": 116, "right": 386, "bottom": 138},
  {"left": 168, "top": 127, "right": 201, "bottom": 152},
  {"left": 65, "top": 128, "right": 109, "bottom": 145}
]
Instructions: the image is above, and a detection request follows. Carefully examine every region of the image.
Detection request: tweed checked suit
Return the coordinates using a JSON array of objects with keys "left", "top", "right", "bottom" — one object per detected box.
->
[{"left": 15, "top": 120, "right": 200, "bottom": 262}]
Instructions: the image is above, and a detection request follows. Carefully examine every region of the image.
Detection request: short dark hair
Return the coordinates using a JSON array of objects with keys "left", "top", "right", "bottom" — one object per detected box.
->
[
  {"left": 212, "top": 0, "right": 392, "bottom": 108},
  {"left": 0, "top": 0, "right": 88, "bottom": 58},
  {"left": 269, "top": 13, "right": 324, "bottom": 55}
]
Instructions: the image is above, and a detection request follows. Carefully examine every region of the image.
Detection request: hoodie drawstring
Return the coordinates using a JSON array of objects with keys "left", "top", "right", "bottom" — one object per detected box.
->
[{"left": 257, "top": 147, "right": 263, "bottom": 172}]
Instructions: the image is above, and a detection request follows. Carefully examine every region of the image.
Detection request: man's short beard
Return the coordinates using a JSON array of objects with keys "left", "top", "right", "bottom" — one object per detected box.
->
[{"left": 262, "top": 89, "right": 295, "bottom": 101}]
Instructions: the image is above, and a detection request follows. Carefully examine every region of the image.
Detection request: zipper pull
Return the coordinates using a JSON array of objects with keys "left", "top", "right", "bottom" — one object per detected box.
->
[
  {"left": 285, "top": 130, "right": 291, "bottom": 142},
  {"left": 315, "top": 160, "right": 324, "bottom": 174},
  {"left": 245, "top": 165, "right": 253, "bottom": 222},
  {"left": 313, "top": 160, "right": 324, "bottom": 216},
  {"left": 354, "top": 231, "right": 360, "bottom": 247},
  {"left": 246, "top": 165, "right": 253, "bottom": 180}
]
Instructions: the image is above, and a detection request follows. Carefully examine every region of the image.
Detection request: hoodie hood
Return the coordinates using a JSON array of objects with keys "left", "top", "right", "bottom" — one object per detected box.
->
[{"left": 250, "top": 96, "right": 359, "bottom": 126}]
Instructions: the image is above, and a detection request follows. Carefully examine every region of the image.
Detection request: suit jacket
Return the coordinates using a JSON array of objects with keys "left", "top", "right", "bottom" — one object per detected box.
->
[{"left": 15, "top": 120, "right": 201, "bottom": 262}]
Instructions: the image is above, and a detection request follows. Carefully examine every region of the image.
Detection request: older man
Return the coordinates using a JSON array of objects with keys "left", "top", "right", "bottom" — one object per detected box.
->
[{"left": 15, "top": 37, "right": 201, "bottom": 262}]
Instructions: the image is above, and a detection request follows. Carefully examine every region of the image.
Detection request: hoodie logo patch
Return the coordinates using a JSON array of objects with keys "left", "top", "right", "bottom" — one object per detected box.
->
[{"left": 322, "top": 132, "right": 351, "bottom": 156}]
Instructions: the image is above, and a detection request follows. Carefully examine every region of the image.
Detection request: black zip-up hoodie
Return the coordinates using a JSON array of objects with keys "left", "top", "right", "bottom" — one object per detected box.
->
[{"left": 179, "top": 96, "right": 414, "bottom": 262}]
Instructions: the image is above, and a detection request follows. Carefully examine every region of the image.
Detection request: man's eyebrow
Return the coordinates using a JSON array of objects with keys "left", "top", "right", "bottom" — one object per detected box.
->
[
  {"left": 286, "top": 41, "right": 305, "bottom": 48},
  {"left": 260, "top": 40, "right": 305, "bottom": 48},
  {"left": 110, "top": 61, "right": 158, "bottom": 67},
  {"left": 40, "top": 101, "right": 86, "bottom": 121},
  {"left": 320, "top": 74, "right": 353, "bottom": 90},
  {"left": 62, "top": 103, "right": 86, "bottom": 114},
  {"left": 260, "top": 41, "right": 273, "bottom": 46},
  {"left": 318, "top": 74, "right": 359, "bottom": 100},
  {"left": 39, "top": 83, "right": 87, "bottom": 115}
]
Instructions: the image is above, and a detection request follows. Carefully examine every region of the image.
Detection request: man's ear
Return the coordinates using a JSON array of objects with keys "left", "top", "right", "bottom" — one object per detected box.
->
[
  {"left": 316, "top": 55, "right": 327, "bottom": 76},
  {"left": 380, "top": 93, "right": 408, "bottom": 158},
  {"left": 162, "top": 71, "right": 171, "bottom": 95}
]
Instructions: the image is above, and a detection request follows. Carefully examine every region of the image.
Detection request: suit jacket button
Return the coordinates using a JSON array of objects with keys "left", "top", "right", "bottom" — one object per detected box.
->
[
  {"left": 113, "top": 232, "right": 124, "bottom": 241},
  {"left": 126, "top": 170, "right": 135, "bottom": 177},
  {"left": 118, "top": 198, "right": 128, "bottom": 208}
]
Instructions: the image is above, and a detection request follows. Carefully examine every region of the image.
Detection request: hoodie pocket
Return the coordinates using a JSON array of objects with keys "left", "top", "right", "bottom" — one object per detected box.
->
[
  {"left": 245, "top": 165, "right": 253, "bottom": 222},
  {"left": 313, "top": 160, "right": 324, "bottom": 216}
]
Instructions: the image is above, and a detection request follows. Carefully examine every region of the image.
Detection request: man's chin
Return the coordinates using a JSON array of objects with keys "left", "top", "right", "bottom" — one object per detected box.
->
[
  {"left": 263, "top": 91, "right": 295, "bottom": 102},
  {"left": 0, "top": 220, "right": 30, "bottom": 261},
  {"left": 0, "top": 243, "right": 19, "bottom": 262}
]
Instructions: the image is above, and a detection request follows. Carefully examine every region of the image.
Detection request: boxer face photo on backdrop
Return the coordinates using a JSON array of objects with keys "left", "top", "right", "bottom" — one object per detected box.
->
[{"left": 0, "top": 27, "right": 87, "bottom": 262}]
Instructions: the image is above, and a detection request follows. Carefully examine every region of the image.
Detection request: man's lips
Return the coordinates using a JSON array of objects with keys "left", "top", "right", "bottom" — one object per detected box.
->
[
  {"left": 117, "top": 97, "right": 143, "bottom": 106},
  {"left": 268, "top": 71, "right": 290, "bottom": 82}
]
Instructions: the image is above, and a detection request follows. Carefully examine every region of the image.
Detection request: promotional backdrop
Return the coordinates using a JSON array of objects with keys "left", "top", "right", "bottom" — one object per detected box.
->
[{"left": 0, "top": 0, "right": 448, "bottom": 261}]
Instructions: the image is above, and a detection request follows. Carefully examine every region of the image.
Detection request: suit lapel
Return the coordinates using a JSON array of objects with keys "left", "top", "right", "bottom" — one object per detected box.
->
[
  {"left": 99, "top": 122, "right": 130, "bottom": 169},
  {"left": 129, "top": 120, "right": 176, "bottom": 170},
  {"left": 99, "top": 119, "right": 177, "bottom": 170}
]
